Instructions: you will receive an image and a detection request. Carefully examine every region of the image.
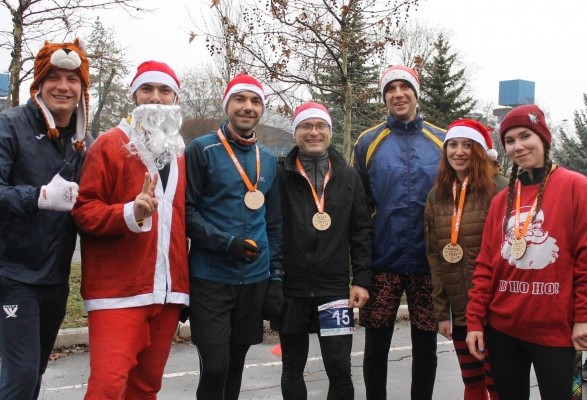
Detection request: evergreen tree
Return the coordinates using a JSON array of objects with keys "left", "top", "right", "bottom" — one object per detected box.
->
[
  {"left": 312, "top": 13, "right": 384, "bottom": 153},
  {"left": 552, "top": 94, "right": 587, "bottom": 175},
  {"left": 87, "top": 18, "right": 132, "bottom": 137},
  {"left": 419, "top": 35, "right": 476, "bottom": 127}
]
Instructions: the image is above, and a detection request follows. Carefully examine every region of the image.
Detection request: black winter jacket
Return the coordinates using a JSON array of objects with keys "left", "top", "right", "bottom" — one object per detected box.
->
[
  {"left": 278, "top": 146, "right": 372, "bottom": 297},
  {"left": 0, "top": 99, "right": 90, "bottom": 285}
]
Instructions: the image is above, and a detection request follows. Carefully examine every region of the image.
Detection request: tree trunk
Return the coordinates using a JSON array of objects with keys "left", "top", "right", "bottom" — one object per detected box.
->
[
  {"left": 8, "top": 17, "right": 23, "bottom": 108},
  {"left": 91, "top": 68, "right": 116, "bottom": 138}
]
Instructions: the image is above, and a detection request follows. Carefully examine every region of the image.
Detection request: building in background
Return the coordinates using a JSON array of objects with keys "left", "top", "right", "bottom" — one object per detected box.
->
[{"left": 494, "top": 79, "right": 536, "bottom": 122}]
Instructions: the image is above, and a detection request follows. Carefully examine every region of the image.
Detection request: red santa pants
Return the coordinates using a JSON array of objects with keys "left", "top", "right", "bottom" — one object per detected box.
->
[{"left": 84, "top": 303, "right": 181, "bottom": 400}]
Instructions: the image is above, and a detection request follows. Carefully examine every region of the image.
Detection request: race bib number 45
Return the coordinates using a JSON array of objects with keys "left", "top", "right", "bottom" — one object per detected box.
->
[{"left": 318, "top": 299, "right": 355, "bottom": 336}]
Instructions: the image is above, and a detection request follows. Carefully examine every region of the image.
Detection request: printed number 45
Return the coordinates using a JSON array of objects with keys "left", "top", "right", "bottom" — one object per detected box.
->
[{"left": 332, "top": 309, "right": 350, "bottom": 326}]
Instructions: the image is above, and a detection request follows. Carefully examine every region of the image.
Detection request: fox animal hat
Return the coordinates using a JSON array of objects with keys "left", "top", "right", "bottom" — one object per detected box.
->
[{"left": 30, "top": 38, "right": 90, "bottom": 151}]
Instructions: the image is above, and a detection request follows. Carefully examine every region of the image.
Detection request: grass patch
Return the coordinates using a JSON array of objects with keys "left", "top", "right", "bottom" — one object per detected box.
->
[{"left": 62, "top": 263, "right": 87, "bottom": 329}]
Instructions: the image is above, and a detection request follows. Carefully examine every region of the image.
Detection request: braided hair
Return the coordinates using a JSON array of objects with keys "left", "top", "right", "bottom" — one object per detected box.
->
[{"left": 502, "top": 149, "right": 553, "bottom": 234}]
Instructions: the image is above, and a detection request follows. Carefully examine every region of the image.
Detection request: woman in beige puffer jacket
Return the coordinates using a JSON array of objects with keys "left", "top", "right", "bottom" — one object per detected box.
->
[{"left": 425, "top": 119, "right": 507, "bottom": 400}]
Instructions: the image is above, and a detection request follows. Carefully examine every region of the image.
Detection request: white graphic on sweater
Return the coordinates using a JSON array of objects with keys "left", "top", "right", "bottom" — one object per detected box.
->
[{"left": 501, "top": 209, "right": 559, "bottom": 269}]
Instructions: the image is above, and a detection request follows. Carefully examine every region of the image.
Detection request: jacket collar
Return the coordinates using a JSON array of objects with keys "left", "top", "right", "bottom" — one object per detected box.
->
[{"left": 386, "top": 112, "right": 423, "bottom": 133}]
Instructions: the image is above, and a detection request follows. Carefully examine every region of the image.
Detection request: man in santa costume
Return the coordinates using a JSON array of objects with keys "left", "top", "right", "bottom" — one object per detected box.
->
[{"left": 72, "top": 60, "right": 189, "bottom": 399}]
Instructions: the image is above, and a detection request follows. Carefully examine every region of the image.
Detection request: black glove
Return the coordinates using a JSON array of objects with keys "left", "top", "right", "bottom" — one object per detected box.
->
[
  {"left": 228, "top": 237, "right": 260, "bottom": 262},
  {"left": 179, "top": 306, "right": 190, "bottom": 323},
  {"left": 262, "top": 280, "right": 284, "bottom": 320}
]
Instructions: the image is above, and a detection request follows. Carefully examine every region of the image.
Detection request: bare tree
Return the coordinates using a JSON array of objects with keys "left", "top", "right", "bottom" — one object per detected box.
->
[
  {"left": 179, "top": 66, "right": 225, "bottom": 121},
  {"left": 391, "top": 21, "right": 444, "bottom": 69},
  {"left": 203, "top": 0, "right": 419, "bottom": 160},
  {"left": 0, "top": 0, "right": 146, "bottom": 109}
]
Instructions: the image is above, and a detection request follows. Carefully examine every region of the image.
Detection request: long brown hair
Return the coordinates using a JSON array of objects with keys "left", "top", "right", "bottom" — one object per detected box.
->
[{"left": 435, "top": 141, "right": 496, "bottom": 206}]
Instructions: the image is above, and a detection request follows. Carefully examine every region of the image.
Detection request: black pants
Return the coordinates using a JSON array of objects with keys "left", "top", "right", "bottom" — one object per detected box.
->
[
  {"left": 485, "top": 325, "right": 575, "bottom": 400},
  {"left": 363, "top": 325, "right": 437, "bottom": 400},
  {"left": 0, "top": 277, "right": 68, "bottom": 400},
  {"left": 280, "top": 331, "right": 354, "bottom": 400},
  {"left": 195, "top": 342, "right": 250, "bottom": 400}
]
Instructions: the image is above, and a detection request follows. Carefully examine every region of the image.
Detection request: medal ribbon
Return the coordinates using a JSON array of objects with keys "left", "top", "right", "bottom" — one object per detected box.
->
[
  {"left": 295, "top": 157, "right": 331, "bottom": 214},
  {"left": 217, "top": 129, "right": 260, "bottom": 192},
  {"left": 450, "top": 177, "right": 469, "bottom": 246},
  {"left": 514, "top": 164, "right": 556, "bottom": 240}
]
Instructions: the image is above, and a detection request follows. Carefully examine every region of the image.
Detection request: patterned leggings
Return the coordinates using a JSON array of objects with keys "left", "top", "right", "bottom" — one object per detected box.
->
[{"left": 452, "top": 325, "right": 499, "bottom": 400}]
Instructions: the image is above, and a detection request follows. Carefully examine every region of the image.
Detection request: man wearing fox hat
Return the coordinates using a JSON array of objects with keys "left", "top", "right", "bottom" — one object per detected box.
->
[{"left": 0, "top": 38, "right": 91, "bottom": 400}]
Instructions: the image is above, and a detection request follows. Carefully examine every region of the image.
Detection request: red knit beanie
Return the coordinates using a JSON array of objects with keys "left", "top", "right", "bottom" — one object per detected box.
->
[
  {"left": 499, "top": 104, "right": 551, "bottom": 149},
  {"left": 380, "top": 65, "right": 420, "bottom": 100}
]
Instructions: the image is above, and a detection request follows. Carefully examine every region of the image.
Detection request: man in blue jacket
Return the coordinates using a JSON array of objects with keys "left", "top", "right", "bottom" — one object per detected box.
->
[
  {"left": 0, "top": 38, "right": 91, "bottom": 400},
  {"left": 185, "top": 73, "right": 283, "bottom": 400},
  {"left": 353, "top": 65, "right": 445, "bottom": 400}
]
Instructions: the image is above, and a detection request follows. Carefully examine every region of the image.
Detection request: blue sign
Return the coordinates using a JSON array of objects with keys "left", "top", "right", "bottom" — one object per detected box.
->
[{"left": 0, "top": 73, "right": 8, "bottom": 97}]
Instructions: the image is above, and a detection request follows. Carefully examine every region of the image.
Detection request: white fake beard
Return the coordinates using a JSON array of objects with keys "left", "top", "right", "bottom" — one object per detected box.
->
[{"left": 126, "top": 104, "right": 184, "bottom": 170}]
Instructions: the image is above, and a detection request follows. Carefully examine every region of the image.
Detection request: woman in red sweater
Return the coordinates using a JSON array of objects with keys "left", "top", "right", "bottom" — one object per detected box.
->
[
  {"left": 426, "top": 119, "right": 506, "bottom": 399},
  {"left": 466, "top": 104, "right": 587, "bottom": 399}
]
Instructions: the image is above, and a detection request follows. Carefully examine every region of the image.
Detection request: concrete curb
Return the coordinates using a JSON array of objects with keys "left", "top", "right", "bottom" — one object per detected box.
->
[{"left": 53, "top": 304, "right": 410, "bottom": 349}]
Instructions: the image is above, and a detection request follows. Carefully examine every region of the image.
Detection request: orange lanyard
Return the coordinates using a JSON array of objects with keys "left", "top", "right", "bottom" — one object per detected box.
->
[
  {"left": 217, "top": 129, "right": 260, "bottom": 192},
  {"left": 514, "top": 164, "right": 556, "bottom": 240},
  {"left": 295, "top": 157, "right": 331, "bottom": 214},
  {"left": 450, "top": 177, "right": 469, "bottom": 245}
]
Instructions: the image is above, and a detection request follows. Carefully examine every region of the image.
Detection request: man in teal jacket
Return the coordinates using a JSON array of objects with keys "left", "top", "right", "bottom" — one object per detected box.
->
[
  {"left": 353, "top": 65, "right": 445, "bottom": 400},
  {"left": 185, "top": 73, "right": 283, "bottom": 400}
]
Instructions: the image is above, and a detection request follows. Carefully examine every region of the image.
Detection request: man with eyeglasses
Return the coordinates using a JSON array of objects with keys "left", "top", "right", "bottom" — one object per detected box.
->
[{"left": 273, "top": 101, "right": 372, "bottom": 400}]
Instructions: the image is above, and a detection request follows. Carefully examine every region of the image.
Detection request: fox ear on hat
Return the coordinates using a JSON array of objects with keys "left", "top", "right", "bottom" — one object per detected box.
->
[{"left": 30, "top": 38, "right": 90, "bottom": 151}]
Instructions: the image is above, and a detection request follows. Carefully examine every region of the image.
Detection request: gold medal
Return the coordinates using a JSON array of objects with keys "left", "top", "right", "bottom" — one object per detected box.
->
[
  {"left": 442, "top": 243, "right": 464, "bottom": 263},
  {"left": 244, "top": 190, "right": 265, "bottom": 210},
  {"left": 511, "top": 238, "right": 527, "bottom": 260},
  {"left": 312, "top": 212, "right": 331, "bottom": 231}
]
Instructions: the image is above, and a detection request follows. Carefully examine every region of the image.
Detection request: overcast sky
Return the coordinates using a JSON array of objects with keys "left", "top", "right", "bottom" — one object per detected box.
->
[{"left": 1, "top": 0, "right": 585, "bottom": 127}]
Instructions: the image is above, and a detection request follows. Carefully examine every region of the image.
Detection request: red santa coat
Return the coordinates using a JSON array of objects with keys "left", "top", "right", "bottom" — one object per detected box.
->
[{"left": 72, "top": 119, "right": 189, "bottom": 311}]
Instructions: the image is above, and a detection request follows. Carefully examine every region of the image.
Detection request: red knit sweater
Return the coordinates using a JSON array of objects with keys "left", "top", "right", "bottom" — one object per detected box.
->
[{"left": 467, "top": 167, "right": 587, "bottom": 346}]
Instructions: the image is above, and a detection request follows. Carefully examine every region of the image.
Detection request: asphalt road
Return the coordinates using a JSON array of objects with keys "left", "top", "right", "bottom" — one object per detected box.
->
[{"left": 37, "top": 320, "right": 566, "bottom": 400}]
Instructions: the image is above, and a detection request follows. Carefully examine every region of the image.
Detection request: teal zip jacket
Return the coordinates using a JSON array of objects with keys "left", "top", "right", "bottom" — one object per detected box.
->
[{"left": 185, "top": 121, "right": 283, "bottom": 284}]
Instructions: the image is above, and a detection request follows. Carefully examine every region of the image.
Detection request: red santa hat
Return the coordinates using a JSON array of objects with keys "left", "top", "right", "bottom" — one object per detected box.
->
[
  {"left": 222, "top": 73, "right": 266, "bottom": 112},
  {"left": 291, "top": 102, "right": 332, "bottom": 137},
  {"left": 380, "top": 65, "right": 420, "bottom": 101},
  {"left": 130, "top": 60, "right": 181, "bottom": 98},
  {"left": 445, "top": 118, "right": 498, "bottom": 161},
  {"left": 30, "top": 38, "right": 90, "bottom": 151},
  {"left": 499, "top": 104, "right": 551, "bottom": 149}
]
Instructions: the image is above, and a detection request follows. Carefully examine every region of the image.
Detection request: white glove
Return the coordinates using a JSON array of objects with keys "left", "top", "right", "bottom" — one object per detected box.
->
[{"left": 38, "top": 173, "right": 79, "bottom": 211}]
